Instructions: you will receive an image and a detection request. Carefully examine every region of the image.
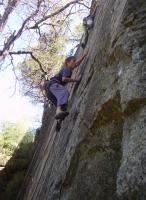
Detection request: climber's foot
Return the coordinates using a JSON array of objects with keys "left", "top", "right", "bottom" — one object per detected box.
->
[{"left": 55, "top": 111, "right": 69, "bottom": 120}]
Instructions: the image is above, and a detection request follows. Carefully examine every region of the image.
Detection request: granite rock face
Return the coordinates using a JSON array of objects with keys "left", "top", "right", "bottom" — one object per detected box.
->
[{"left": 19, "top": 0, "right": 146, "bottom": 199}]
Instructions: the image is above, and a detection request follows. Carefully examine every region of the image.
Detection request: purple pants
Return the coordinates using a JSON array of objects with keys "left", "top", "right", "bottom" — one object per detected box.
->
[{"left": 49, "top": 83, "right": 69, "bottom": 107}]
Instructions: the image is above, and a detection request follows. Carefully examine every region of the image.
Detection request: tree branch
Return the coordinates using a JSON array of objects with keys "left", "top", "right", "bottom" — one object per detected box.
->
[
  {"left": 77, "top": 2, "right": 90, "bottom": 9},
  {"left": 0, "top": 0, "right": 88, "bottom": 60},
  {"left": 29, "top": 0, "right": 84, "bottom": 29},
  {"left": 9, "top": 54, "right": 19, "bottom": 97},
  {"left": 0, "top": 0, "right": 19, "bottom": 31},
  {"left": 9, "top": 51, "right": 47, "bottom": 75},
  {"left": 0, "top": 0, "right": 44, "bottom": 57}
]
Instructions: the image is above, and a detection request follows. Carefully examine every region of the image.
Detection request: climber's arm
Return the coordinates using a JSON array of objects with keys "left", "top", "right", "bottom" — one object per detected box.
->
[
  {"left": 62, "top": 76, "right": 81, "bottom": 83},
  {"left": 75, "top": 50, "right": 88, "bottom": 67}
]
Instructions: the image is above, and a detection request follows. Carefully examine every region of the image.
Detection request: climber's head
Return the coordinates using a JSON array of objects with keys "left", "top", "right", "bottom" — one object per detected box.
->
[{"left": 65, "top": 56, "right": 76, "bottom": 69}]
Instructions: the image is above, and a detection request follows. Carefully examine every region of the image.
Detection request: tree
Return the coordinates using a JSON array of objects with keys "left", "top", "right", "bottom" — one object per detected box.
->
[
  {"left": 0, "top": 0, "right": 90, "bottom": 64},
  {"left": 0, "top": 0, "right": 91, "bottom": 100},
  {"left": 18, "top": 34, "right": 66, "bottom": 103},
  {"left": 0, "top": 122, "right": 35, "bottom": 200},
  {"left": 0, "top": 121, "right": 31, "bottom": 162}
]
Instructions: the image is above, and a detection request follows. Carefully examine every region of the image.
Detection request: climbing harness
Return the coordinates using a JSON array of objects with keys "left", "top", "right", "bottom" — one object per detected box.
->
[{"left": 43, "top": 79, "right": 57, "bottom": 107}]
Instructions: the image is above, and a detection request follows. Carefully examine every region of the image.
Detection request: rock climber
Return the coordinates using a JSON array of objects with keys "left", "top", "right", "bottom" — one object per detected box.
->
[{"left": 45, "top": 51, "right": 88, "bottom": 120}]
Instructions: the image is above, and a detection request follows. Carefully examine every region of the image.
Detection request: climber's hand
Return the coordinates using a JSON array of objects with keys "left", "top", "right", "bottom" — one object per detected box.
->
[
  {"left": 75, "top": 75, "right": 82, "bottom": 82},
  {"left": 75, "top": 49, "right": 89, "bottom": 66},
  {"left": 83, "top": 49, "right": 89, "bottom": 57}
]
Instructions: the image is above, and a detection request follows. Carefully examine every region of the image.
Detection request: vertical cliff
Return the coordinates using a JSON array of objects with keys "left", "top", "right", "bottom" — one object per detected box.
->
[{"left": 19, "top": 0, "right": 146, "bottom": 199}]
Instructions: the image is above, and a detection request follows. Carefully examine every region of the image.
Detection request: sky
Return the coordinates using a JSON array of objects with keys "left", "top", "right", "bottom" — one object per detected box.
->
[
  {"left": 0, "top": 2, "right": 43, "bottom": 128},
  {"left": 0, "top": 68, "right": 43, "bottom": 128}
]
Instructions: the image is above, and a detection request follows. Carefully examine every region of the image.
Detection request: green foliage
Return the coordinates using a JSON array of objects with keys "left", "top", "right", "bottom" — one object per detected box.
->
[
  {"left": 72, "top": 22, "right": 84, "bottom": 41},
  {"left": 5, "top": 171, "right": 25, "bottom": 200},
  {"left": 0, "top": 122, "right": 27, "bottom": 161},
  {"left": 0, "top": 122, "right": 35, "bottom": 200},
  {"left": 19, "top": 35, "right": 66, "bottom": 103}
]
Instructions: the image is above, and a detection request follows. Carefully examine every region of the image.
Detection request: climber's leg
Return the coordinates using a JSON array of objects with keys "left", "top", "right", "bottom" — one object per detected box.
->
[
  {"left": 47, "top": 89, "right": 57, "bottom": 107},
  {"left": 55, "top": 111, "right": 69, "bottom": 120},
  {"left": 49, "top": 83, "right": 69, "bottom": 119},
  {"left": 50, "top": 83, "right": 69, "bottom": 106}
]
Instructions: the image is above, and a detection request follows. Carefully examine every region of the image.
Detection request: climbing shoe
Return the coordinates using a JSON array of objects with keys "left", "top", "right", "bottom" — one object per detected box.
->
[{"left": 55, "top": 111, "right": 69, "bottom": 120}]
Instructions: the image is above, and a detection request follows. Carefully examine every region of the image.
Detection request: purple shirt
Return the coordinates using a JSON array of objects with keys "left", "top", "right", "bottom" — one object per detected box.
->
[{"left": 50, "top": 66, "right": 72, "bottom": 86}]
